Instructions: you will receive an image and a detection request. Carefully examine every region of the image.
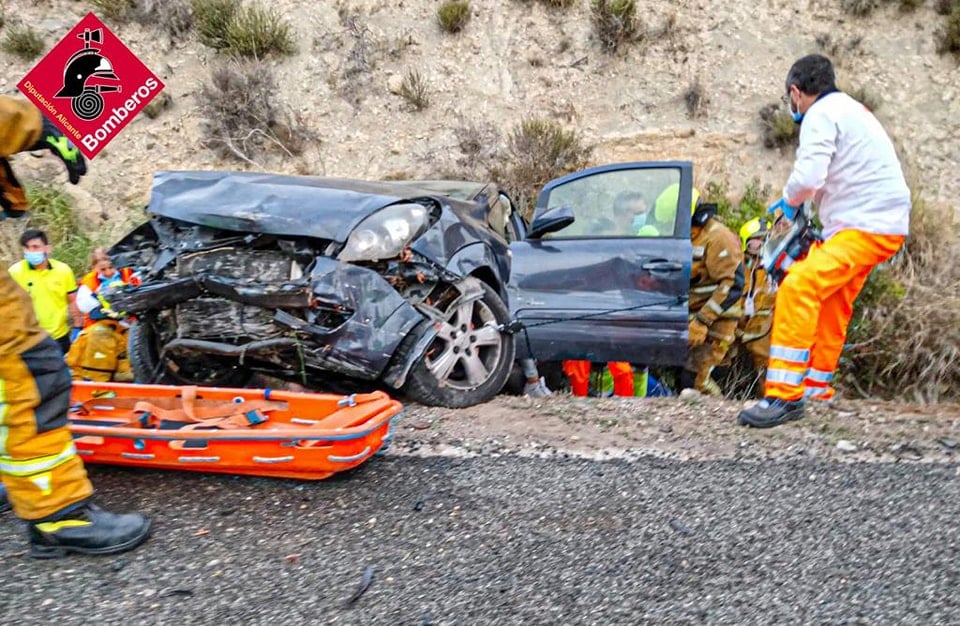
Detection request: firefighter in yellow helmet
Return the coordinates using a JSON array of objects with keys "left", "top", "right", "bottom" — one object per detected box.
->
[
  {"left": 722, "top": 217, "right": 778, "bottom": 389},
  {"left": 679, "top": 186, "right": 745, "bottom": 396},
  {"left": 0, "top": 95, "right": 151, "bottom": 557},
  {"left": 739, "top": 218, "right": 777, "bottom": 370}
]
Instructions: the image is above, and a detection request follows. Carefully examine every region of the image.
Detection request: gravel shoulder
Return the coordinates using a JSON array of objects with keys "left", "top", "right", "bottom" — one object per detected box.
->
[{"left": 397, "top": 394, "right": 960, "bottom": 464}]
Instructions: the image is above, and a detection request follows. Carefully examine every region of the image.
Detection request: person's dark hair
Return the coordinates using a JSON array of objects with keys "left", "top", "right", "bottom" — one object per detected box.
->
[
  {"left": 20, "top": 229, "right": 48, "bottom": 247},
  {"left": 785, "top": 54, "right": 837, "bottom": 96}
]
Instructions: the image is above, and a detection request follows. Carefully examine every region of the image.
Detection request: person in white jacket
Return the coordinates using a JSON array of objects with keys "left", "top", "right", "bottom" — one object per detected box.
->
[{"left": 739, "top": 54, "right": 911, "bottom": 428}]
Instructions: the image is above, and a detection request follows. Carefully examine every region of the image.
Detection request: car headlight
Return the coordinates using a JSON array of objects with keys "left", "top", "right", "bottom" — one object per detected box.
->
[{"left": 339, "top": 203, "right": 431, "bottom": 262}]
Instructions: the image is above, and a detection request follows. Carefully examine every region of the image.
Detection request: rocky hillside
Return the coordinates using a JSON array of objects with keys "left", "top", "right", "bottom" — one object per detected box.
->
[{"left": 2, "top": 0, "right": 958, "bottom": 241}]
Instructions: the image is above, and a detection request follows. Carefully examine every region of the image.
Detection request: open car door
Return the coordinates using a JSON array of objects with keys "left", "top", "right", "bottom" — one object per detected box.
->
[{"left": 507, "top": 161, "right": 693, "bottom": 366}]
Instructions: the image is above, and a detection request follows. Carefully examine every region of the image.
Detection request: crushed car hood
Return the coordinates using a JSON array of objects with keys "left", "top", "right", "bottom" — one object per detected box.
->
[{"left": 146, "top": 170, "right": 437, "bottom": 242}]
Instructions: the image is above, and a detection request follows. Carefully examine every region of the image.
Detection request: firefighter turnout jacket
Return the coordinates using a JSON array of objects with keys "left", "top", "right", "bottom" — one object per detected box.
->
[{"left": 0, "top": 96, "right": 94, "bottom": 520}]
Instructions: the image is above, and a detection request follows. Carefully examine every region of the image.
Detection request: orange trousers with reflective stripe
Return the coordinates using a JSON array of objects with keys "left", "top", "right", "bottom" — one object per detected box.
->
[
  {"left": 563, "top": 360, "right": 634, "bottom": 397},
  {"left": 765, "top": 229, "right": 905, "bottom": 401}
]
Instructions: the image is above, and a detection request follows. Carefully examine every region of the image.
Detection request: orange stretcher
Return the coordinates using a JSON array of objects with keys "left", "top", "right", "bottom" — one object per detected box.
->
[{"left": 67, "top": 381, "right": 403, "bottom": 480}]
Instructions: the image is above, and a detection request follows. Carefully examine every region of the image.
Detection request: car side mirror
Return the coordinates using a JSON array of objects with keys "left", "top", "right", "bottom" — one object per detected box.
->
[{"left": 527, "top": 206, "right": 575, "bottom": 239}]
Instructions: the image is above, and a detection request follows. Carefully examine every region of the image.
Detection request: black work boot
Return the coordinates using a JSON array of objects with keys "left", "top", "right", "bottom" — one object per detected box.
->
[
  {"left": 738, "top": 397, "right": 806, "bottom": 428},
  {"left": 28, "top": 503, "right": 151, "bottom": 559},
  {"left": 0, "top": 484, "right": 10, "bottom": 514}
]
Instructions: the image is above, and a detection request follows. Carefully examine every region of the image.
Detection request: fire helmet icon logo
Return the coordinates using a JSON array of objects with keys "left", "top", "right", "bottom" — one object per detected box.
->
[{"left": 54, "top": 28, "right": 122, "bottom": 121}]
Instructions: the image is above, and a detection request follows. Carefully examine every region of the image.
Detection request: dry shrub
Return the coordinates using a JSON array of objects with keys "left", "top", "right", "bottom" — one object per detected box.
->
[
  {"left": 136, "top": 0, "right": 193, "bottom": 38},
  {"left": 2, "top": 24, "right": 44, "bottom": 60},
  {"left": 452, "top": 118, "right": 502, "bottom": 179},
  {"left": 840, "top": 81, "right": 881, "bottom": 112},
  {"left": 90, "top": 0, "right": 136, "bottom": 20},
  {"left": 841, "top": 0, "right": 878, "bottom": 15},
  {"left": 591, "top": 0, "right": 639, "bottom": 53},
  {"left": 936, "top": 0, "right": 957, "bottom": 15},
  {"left": 758, "top": 102, "right": 799, "bottom": 150},
  {"left": 845, "top": 196, "right": 960, "bottom": 402},
  {"left": 199, "top": 60, "right": 312, "bottom": 164},
  {"left": 493, "top": 117, "right": 592, "bottom": 217},
  {"left": 437, "top": 1, "right": 470, "bottom": 33},
  {"left": 684, "top": 79, "right": 706, "bottom": 119},
  {"left": 937, "top": 3, "right": 960, "bottom": 56}
]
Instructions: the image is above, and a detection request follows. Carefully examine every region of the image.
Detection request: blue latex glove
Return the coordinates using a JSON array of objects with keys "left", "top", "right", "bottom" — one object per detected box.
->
[
  {"left": 69, "top": 328, "right": 81, "bottom": 343},
  {"left": 767, "top": 197, "right": 802, "bottom": 221}
]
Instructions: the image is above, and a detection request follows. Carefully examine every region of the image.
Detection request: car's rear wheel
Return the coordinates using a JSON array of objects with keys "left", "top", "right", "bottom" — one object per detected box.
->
[
  {"left": 128, "top": 316, "right": 253, "bottom": 388},
  {"left": 403, "top": 279, "right": 515, "bottom": 408}
]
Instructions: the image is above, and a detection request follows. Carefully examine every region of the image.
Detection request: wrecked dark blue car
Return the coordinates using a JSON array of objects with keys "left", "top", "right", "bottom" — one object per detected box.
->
[{"left": 107, "top": 163, "right": 693, "bottom": 407}]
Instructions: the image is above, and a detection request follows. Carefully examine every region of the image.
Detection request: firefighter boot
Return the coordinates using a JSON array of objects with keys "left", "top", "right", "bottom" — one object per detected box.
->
[
  {"left": 738, "top": 397, "right": 805, "bottom": 428},
  {"left": 28, "top": 502, "right": 151, "bottom": 559},
  {"left": 0, "top": 484, "right": 10, "bottom": 514}
]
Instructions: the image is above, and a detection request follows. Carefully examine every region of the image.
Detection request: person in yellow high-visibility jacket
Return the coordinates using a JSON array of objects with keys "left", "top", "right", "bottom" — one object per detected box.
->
[{"left": 0, "top": 95, "right": 151, "bottom": 557}]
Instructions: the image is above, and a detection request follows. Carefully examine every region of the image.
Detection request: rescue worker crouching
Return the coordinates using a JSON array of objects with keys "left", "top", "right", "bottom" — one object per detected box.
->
[
  {"left": 721, "top": 217, "right": 777, "bottom": 390},
  {"left": 681, "top": 189, "right": 746, "bottom": 396},
  {"left": 0, "top": 95, "right": 150, "bottom": 557},
  {"left": 67, "top": 248, "right": 139, "bottom": 382}
]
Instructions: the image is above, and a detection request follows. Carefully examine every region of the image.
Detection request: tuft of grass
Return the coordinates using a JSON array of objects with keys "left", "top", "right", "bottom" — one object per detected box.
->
[
  {"left": 437, "top": 1, "right": 471, "bottom": 33},
  {"left": 18, "top": 185, "right": 95, "bottom": 276},
  {"left": 398, "top": 69, "right": 430, "bottom": 111},
  {"left": 492, "top": 117, "right": 592, "bottom": 217},
  {"left": 684, "top": 79, "right": 705, "bottom": 119},
  {"left": 223, "top": 3, "right": 295, "bottom": 57},
  {"left": 192, "top": 0, "right": 240, "bottom": 50},
  {"left": 91, "top": 0, "right": 137, "bottom": 21},
  {"left": 199, "top": 60, "right": 313, "bottom": 164},
  {"left": 591, "top": 0, "right": 639, "bottom": 53},
  {"left": 2, "top": 25, "right": 44, "bottom": 60},
  {"left": 758, "top": 102, "right": 799, "bottom": 150}
]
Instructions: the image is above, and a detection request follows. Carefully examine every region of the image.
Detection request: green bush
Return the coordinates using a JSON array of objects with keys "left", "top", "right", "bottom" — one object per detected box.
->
[
  {"left": 224, "top": 3, "right": 295, "bottom": 57},
  {"left": 591, "top": 0, "right": 639, "bottom": 52},
  {"left": 192, "top": 0, "right": 240, "bottom": 50},
  {"left": 2, "top": 25, "right": 44, "bottom": 60},
  {"left": 493, "top": 117, "right": 592, "bottom": 218},
  {"left": 437, "top": 1, "right": 471, "bottom": 33},
  {"left": 21, "top": 185, "right": 95, "bottom": 276},
  {"left": 703, "top": 178, "right": 774, "bottom": 231}
]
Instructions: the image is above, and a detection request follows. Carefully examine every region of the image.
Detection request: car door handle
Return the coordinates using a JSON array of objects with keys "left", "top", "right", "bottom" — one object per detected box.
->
[{"left": 641, "top": 261, "right": 683, "bottom": 272}]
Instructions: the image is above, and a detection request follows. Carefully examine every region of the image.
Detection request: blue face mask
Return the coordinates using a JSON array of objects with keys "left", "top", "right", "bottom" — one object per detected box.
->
[
  {"left": 788, "top": 96, "right": 804, "bottom": 124},
  {"left": 24, "top": 251, "right": 46, "bottom": 266}
]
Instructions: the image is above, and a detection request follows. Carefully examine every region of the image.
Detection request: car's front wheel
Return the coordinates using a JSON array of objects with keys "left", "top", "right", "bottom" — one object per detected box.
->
[
  {"left": 127, "top": 316, "right": 253, "bottom": 388},
  {"left": 403, "top": 279, "right": 515, "bottom": 408}
]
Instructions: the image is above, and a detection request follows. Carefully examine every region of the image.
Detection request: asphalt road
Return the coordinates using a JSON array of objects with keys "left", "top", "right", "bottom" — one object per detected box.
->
[{"left": 1, "top": 453, "right": 958, "bottom": 625}]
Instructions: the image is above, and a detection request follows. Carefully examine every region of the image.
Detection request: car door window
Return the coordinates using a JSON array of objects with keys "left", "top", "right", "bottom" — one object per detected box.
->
[{"left": 542, "top": 168, "right": 682, "bottom": 239}]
